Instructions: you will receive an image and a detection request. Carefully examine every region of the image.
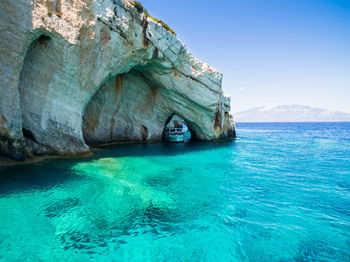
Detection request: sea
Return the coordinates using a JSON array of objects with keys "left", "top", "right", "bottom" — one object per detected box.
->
[{"left": 0, "top": 122, "right": 349, "bottom": 261}]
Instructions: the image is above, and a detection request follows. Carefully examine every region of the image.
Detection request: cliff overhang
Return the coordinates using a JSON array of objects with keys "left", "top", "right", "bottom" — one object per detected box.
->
[{"left": 0, "top": 0, "right": 236, "bottom": 161}]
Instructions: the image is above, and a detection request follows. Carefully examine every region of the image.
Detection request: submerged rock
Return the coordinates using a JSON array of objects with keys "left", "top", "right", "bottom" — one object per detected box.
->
[{"left": 0, "top": 0, "right": 235, "bottom": 161}]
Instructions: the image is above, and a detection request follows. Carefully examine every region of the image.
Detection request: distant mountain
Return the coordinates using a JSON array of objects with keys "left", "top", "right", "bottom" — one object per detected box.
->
[{"left": 233, "top": 105, "right": 350, "bottom": 122}]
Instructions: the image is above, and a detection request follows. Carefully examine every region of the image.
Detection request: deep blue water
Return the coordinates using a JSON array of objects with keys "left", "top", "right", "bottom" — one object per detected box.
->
[{"left": 0, "top": 122, "right": 350, "bottom": 261}]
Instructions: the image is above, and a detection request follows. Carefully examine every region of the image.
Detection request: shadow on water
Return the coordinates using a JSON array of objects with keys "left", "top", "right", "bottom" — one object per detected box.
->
[
  {"left": 0, "top": 159, "right": 84, "bottom": 196},
  {"left": 0, "top": 140, "right": 236, "bottom": 196},
  {"left": 92, "top": 140, "right": 236, "bottom": 159}
]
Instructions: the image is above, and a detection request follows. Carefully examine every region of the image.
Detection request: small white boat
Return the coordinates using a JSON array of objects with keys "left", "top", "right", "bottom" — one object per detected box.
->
[{"left": 164, "top": 115, "right": 191, "bottom": 143}]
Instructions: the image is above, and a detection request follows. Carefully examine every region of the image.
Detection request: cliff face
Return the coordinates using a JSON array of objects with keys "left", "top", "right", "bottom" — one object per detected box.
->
[{"left": 0, "top": 0, "right": 235, "bottom": 160}]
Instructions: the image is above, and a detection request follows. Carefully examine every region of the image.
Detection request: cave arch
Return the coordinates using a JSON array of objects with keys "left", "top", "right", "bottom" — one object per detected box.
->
[
  {"left": 82, "top": 66, "right": 163, "bottom": 146},
  {"left": 82, "top": 61, "right": 181, "bottom": 146},
  {"left": 161, "top": 114, "right": 198, "bottom": 142},
  {"left": 18, "top": 34, "right": 57, "bottom": 143},
  {"left": 82, "top": 61, "right": 205, "bottom": 146}
]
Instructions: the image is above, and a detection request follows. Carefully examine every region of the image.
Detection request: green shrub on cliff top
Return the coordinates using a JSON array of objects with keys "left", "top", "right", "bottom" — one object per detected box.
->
[
  {"left": 130, "top": 1, "right": 176, "bottom": 36},
  {"left": 146, "top": 13, "right": 176, "bottom": 36},
  {"left": 130, "top": 1, "right": 144, "bottom": 13}
]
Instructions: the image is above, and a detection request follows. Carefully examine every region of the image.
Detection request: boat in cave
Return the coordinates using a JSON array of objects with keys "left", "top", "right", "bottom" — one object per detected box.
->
[{"left": 164, "top": 115, "right": 191, "bottom": 143}]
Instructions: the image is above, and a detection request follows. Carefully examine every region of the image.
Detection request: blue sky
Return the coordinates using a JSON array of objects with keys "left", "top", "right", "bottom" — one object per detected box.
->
[{"left": 139, "top": 0, "right": 350, "bottom": 113}]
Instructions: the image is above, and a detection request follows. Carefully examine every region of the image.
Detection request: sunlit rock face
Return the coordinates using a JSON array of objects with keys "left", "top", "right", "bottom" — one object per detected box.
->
[{"left": 0, "top": 0, "right": 235, "bottom": 160}]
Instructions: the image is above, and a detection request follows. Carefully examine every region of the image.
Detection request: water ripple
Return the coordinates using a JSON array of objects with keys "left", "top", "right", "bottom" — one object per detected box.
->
[{"left": 0, "top": 122, "right": 349, "bottom": 261}]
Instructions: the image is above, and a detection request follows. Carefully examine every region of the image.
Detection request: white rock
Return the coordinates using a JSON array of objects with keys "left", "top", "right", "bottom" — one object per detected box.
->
[{"left": 0, "top": 0, "right": 235, "bottom": 160}]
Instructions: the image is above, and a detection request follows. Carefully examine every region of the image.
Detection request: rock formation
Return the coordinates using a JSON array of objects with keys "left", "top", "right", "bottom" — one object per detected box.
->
[{"left": 0, "top": 0, "right": 235, "bottom": 161}]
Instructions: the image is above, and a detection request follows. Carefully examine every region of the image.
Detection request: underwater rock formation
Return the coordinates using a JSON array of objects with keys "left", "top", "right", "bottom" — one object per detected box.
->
[{"left": 0, "top": 0, "right": 235, "bottom": 160}]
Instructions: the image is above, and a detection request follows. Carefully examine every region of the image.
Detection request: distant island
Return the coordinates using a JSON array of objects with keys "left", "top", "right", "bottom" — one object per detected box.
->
[{"left": 233, "top": 105, "right": 350, "bottom": 122}]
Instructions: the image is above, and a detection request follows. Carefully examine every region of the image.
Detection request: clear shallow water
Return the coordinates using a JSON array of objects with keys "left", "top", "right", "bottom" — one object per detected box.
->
[{"left": 0, "top": 122, "right": 350, "bottom": 261}]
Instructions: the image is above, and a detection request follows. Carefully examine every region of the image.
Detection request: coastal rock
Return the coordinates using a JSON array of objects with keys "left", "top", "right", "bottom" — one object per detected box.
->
[{"left": 0, "top": 0, "right": 235, "bottom": 160}]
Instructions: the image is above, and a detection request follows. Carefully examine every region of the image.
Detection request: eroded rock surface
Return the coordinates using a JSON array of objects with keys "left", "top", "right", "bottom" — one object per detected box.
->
[{"left": 0, "top": 0, "right": 235, "bottom": 161}]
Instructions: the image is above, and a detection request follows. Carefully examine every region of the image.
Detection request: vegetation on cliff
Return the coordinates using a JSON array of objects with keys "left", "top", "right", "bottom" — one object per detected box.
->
[{"left": 130, "top": 1, "right": 176, "bottom": 36}]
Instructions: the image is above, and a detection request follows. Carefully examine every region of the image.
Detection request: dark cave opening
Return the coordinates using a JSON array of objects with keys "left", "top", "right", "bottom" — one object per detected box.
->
[
  {"left": 162, "top": 114, "right": 197, "bottom": 143},
  {"left": 22, "top": 128, "right": 36, "bottom": 142}
]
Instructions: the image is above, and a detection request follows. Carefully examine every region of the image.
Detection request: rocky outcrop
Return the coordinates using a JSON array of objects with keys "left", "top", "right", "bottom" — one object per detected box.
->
[{"left": 0, "top": 0, "right": 235, "bottom": 161}]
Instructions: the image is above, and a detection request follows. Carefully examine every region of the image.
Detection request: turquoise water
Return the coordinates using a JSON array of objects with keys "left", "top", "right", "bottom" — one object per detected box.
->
[{"left": 0, "top": 122, "right": 350, "bottom": 261}]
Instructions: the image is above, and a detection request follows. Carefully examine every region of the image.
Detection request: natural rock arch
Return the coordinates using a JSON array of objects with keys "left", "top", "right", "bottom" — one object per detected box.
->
[
  {"left": 18, "top": 34, "right": 57, "bottom": 151},
  {"left": 161, "top": 114, "right": 198, "bottom": 142},
  {"left": 17, "top": 33, "right": 88, "bottom": 156},
  {"left": 0, "top": 0, "right": 235, "bottom": 161},
  {"left": 82, "top": 60, "right": 220, "bottom": 146},
  {"left": 82, "top": 63, "right": 173, "bottom": 145}
]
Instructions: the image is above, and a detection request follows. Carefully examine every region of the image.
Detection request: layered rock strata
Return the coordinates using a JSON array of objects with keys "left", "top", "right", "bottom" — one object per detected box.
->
[{"left": 0, "top": 0, "right": 235, "bottom": 161}]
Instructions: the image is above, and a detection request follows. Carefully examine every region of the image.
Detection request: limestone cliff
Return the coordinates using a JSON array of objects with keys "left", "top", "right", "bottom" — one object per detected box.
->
[{"left": 0, "top": 0, "right": 235, "bottom": 161}]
